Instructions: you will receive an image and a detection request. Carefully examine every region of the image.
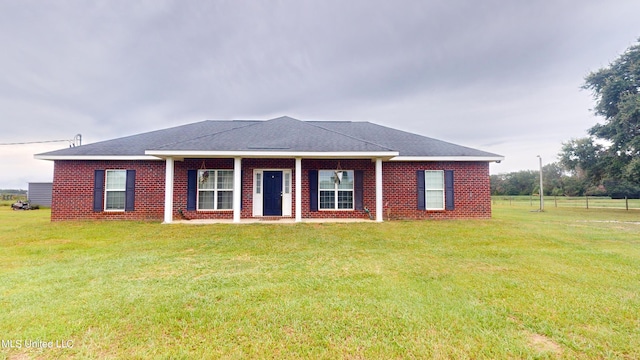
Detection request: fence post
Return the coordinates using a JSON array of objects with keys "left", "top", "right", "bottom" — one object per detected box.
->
[
  {"left": 586, "top": 195, "right": 589, "bottom": 209},
  {"left": 626, "top": 196, "right": 629, "bottom": 211},
  {"left": 554, "top": 196, "right": 557, "bottom": 208}
]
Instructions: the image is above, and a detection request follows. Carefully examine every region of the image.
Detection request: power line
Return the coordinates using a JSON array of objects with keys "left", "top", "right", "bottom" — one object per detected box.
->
[
  {"left": 0, "top": 139, "right": 70, "bottom": 145},
  {"left": 0, "top": 134, "right": 82, "bottom": 147}
]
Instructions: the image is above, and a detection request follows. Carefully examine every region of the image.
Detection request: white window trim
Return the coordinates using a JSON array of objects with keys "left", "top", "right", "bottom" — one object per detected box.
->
[
  {"left": 197, "top": 169, "right": 234, "bottom": 211},
  {"left": 425, "top": 170, "right": 445, "bottom": 211},
  {"left": 318, "top": 170, "right": 355, "bottom": 211},
  {"left": 104, "top": 169, "right": 126, "bottom": 212}
]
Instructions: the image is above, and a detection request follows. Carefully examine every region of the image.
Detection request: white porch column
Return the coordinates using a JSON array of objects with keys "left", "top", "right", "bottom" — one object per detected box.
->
[
  {"left": 233, "top": 157, "right": 242, "bottom": 223},
  {"left": 295, "top": 157, "right": 302, "bottom": 222},
  {"left": 375, "top": 158, "right": 383, "bottom": 222},
  {"left": 163, "top": 157, "right": 174, "bottom": 224}
]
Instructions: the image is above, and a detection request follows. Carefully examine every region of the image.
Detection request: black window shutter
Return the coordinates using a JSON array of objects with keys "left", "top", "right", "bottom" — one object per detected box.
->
[
  {"left": 125, "top": 170, "right": 136, "bottom": 211},
  {"left": 93, "top": 170, "right": 105, "bottom": 212},
  {"left": 417, "top": 170, "right": 425, "bottom": 210},
  {"left": 354, "top": 170, "right": 364, "bottom": 210},
  {"left": 187, "top": 170, "right": 197, "bottom": 211},
  {"left": 309, "top": 170, "right": 318, "bottom": 212},
  {"left": 445, "top": 170, "right": 454, "bottom": 210}
]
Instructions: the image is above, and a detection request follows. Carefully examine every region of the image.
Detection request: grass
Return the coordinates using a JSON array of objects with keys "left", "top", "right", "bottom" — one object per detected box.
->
[{"left": 1, "top": 205, "right": 639, "bottom": 359}]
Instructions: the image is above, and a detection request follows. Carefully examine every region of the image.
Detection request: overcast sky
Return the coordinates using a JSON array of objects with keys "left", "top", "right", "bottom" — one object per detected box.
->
[{"left": 1, "top": 0, "right": 639, "bottom": 189}]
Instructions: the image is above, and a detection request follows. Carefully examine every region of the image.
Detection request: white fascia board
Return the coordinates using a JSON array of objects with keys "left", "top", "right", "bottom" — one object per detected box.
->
[
  {"left": 34, "top": 155, "right": 162, "bottom": 161},
  {"left": 145, "top": 150, "right": 399, "bottom": 159},
  {"left": 390, "top": 156, "right": 505, "bottom": 162}
]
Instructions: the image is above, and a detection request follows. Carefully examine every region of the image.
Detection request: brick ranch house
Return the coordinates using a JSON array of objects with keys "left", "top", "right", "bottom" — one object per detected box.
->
[{"left": 35, "top": 116, "right": 503, "bottom": 223}]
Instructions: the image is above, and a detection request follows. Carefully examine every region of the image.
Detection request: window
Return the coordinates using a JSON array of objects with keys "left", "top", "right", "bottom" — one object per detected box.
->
[
  {"left": 319, "top": 170, "right": 354, "bottom": 210},
  {"left": 105, "top": 170, "right": 127, "bottom": 211},
  {"left": 425, "top": 170, "right": 444, "bottom": 210},
  {"left": 256, "top": 173, "right": 262, "bottom": 194},
  {"left": 198, "top": 169, "right": 233, "bottom": 210},
  {"left": 284, "top": 172, "right": 290, "bottom": 194}
]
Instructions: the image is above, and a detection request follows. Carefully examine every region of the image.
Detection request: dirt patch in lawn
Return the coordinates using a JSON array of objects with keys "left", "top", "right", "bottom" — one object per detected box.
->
[{"left": 528, "top": 332, "right": 562, "bottom": 355}]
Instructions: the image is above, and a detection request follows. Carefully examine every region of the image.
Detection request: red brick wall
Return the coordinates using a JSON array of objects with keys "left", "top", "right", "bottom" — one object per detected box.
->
[
  {"left": 383, "top": 161, "right": 492, "bottom": 219},
  {"left": 301, "top": 159, "right": 376, "bottom": 219},
  {"left": 50, "top": 159, "right": 492, "bottom": 221},
  {"left": 51, "top": 160, "right": 166, "bottom": 221},
  {"left": 173, "top": 158, "right": 235, "bottom": 220}
]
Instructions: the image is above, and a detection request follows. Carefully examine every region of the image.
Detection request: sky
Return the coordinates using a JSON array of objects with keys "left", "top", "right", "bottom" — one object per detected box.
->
[{"left": 1, "top": 0, "right": 639, "bottom": 189}]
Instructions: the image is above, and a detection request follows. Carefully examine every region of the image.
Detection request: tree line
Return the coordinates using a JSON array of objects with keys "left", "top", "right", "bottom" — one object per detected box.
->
[
  {"left": 493, "top": 39, "right": 640, "bottom": 198},
  {"left": 490, "top": 162, "right": 639, "bottom": 198}
]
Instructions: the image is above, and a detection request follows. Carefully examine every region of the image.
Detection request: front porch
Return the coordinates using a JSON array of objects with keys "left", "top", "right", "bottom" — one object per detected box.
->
[{"left": 160, "top": 156, "right": 388, "bottom": 224}]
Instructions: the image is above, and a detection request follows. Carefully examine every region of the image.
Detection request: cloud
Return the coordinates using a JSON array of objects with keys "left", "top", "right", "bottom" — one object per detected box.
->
[{"left": 0, "top": 0, "right": 639, "bottom": 188}]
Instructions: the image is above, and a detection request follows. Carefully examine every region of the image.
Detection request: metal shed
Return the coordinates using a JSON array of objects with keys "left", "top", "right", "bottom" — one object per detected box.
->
[{"left": 28, "top": 182, "right": 53, "bottom": 207}]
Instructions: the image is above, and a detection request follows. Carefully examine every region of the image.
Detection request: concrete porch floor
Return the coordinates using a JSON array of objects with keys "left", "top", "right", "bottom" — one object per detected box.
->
[{"left": 171, "top": 218, "right": 375, "bottom": 224}]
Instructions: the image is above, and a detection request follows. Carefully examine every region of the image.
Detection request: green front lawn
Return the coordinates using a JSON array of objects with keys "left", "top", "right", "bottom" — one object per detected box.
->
[{"left": 1, "top": 206, "right": 638, "bottom": 359}]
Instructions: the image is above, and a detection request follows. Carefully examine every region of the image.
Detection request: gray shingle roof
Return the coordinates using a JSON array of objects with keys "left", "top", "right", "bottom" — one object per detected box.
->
[
  {"left": 35, "top": 120, "right": 255, "bottom": 157},
  {"left": 310, "top": 121, "right": 500, "bottom": 157},
  {"left": 36, "top": 116, "right": 502, "bottom": 159},
  {"left": 151, "top": 116, "right": 392, "bottom": 152}
]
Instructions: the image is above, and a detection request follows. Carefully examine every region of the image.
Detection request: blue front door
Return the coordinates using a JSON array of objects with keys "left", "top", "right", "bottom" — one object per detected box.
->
[{"left": 263, "top": 171, "right": 283, "bottom": 216}]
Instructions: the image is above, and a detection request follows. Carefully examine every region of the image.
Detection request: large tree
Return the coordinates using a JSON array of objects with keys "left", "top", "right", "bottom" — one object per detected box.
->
[
  {"left": 560, "top": 39, "right": 640, "bottom": 195},
  {"left": 558, "top": 137, "right": 606, "bottom": 183}
]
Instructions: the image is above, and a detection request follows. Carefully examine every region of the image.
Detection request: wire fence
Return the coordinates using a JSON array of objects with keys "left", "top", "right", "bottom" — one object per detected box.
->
[{"left": 492, "top": 195, "right": 640, "bottom": 210}]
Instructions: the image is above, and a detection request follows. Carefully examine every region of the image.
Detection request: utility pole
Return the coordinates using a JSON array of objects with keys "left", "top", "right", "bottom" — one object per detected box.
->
[{"left": 537, "top": 155, "right": 544, "bottom": 211}]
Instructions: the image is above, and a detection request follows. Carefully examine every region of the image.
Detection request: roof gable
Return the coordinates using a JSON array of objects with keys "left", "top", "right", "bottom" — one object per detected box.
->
[{"left": 151, "top": 116, "right": 392, "bottom": 152}]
